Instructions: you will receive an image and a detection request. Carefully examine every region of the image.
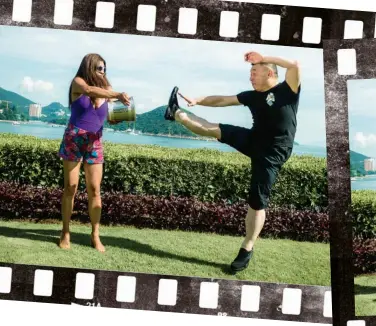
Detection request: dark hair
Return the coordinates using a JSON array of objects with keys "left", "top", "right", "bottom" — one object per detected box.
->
[
  {"left": 68, "top": 53, "right": 111, "bottom": 107},
  {"left": 252, "top": 62, "right": 278, "bottom": 78}
]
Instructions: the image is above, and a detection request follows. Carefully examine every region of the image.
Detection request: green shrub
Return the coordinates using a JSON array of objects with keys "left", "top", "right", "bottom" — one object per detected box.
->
[
  {"left": 0, "top": 181, "right": 374, "bottom": 275},
  {"left": 0, "top": 133, "right": 328, "bottom": 210},
  {"left": 351, "top": 190, "right": 376, "bottom": 239}
]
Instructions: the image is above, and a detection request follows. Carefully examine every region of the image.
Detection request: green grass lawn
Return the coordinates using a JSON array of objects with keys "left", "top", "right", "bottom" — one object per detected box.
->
[
  {"left": 2, "top": 220, "right": 374, "bottom": 316},
  {"left": 0, "top": 220, "right": 331, "bottom": 286},
  {"left": 355, "top": 274, "right": 376, "bottom": 317}
]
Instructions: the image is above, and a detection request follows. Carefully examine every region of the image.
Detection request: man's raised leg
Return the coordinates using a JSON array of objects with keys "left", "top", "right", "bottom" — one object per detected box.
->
[{"left": 175, "top": 109, "right": 221, "bottom": 139}]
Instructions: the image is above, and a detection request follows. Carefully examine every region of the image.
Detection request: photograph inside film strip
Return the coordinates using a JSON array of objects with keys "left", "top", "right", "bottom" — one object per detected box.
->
[
  {"left": 0, "top": 23, "right": 332, "bottom": 287},
  {"left": 1, "top": 0, "right": 376, "bottom": 323},
  {"left": 323, "top": 38, "right": 376, "bottom": 323}
]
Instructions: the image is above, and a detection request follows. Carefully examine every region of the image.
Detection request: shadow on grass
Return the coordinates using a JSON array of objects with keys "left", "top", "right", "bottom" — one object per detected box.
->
[
  {"left": 354, "top": 283, "right": 376, "bottom": 297},
  {"left": 0, "top": 226, "right": 235, "bottom": 275}
]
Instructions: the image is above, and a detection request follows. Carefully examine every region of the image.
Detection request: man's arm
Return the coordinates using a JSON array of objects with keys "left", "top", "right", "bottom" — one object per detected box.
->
[
  {"left": 261, "top": 56, "right": 301, "bottom": 93},
  {"left": 195, "top": 95, "right": 241, "bottom": 107},
  {"left": 178, "top": 93, "right": 241, "bottom": 107}
]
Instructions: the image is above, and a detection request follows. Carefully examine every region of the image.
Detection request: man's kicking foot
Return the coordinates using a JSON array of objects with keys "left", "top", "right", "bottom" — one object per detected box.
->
[
  {"left": 164, "top": 86, "right": 180, "bottom": 121},
  {"left": 59, "top": 231, "right": 71, "bottom": 249},
  {"left": 230, "top": 248, "right": 254, "bottom": 273}
]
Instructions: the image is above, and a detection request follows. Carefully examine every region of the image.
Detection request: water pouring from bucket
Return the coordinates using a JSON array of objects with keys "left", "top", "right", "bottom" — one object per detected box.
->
[{"left": 108, "top": 96, "right": 136, "bottom": 122}]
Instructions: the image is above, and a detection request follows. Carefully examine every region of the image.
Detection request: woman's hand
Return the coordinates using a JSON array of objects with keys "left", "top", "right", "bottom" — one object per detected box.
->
[{"left": 117, "top": 92, "right": 131, "bottom": 106}]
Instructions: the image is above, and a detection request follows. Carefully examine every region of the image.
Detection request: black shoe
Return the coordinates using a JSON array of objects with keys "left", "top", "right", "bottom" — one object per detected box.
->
[
  {"left": 230, "top": 248, "right": 253, "bottom": 273},
  {"left": 164, "top": 86, "right": 180, "bottom": 121}
]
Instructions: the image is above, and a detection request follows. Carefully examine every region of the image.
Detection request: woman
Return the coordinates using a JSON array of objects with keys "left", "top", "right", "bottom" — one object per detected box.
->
[{"left": 57, "top": 53, "right": 130, "bottom": 252}]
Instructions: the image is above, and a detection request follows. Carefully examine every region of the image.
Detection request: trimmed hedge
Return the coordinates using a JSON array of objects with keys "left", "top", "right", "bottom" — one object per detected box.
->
[
  {"left": 351, "top": 190, "right": 376, "bottom": 239},
  {"left": 0, "top": 133, "right": 328, "bottom": 210},
  {"left": 0, "top": 181, "right": 329, "bottom": 241},
  {"left": 353, "top": 237, "right": 376, "bottom": 275},
  {"left": 1, "top": 134, "right": 375, "bottom": 239},
  {"left": 0, "top": 181, "right": 374, "bottom": 275}
]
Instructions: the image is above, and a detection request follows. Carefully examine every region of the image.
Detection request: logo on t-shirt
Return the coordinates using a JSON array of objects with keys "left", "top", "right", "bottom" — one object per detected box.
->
[{"left": 266, "top": 92, "right": 275, "bottom": 106}]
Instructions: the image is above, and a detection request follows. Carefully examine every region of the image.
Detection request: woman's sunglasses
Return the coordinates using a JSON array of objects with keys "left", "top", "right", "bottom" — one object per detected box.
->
[{"left": 96, "top": 66, "right": 106, "bottom": 73}]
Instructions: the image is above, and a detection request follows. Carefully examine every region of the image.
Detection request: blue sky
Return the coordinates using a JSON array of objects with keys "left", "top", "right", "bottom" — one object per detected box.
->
[
  {"left": 348, "top": 80, "right": 376, "bottom": 158},
  {"left": 0, "top": 25, "right": 330, "bottom": 147}
]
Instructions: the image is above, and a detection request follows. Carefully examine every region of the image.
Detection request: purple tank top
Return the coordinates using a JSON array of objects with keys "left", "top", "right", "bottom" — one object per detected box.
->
[{"left": 69, "top": 95, "right": 108, "bottom": 133}]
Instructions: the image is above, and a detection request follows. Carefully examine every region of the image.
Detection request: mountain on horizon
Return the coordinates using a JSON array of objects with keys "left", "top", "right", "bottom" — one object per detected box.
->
[
  {"left": 350, "top": 149, "right": 371, "bottom": 172},
  {"left": 0, "top": 87, "right": 35, "bottom": 107},
  {"left": 350, "top": 150, "right": 370, "bottom": 162},
  {"left": 42, "top": 102, "right": 69, "bottom": 115},
  {"left": 0, "top": 87, "right": 69, "bottom": 117},
  {"left": 348, "top": 150, "right": 373, "bottom": 177},
  {"left": 132, "top": 105, "right": 199, "bottom": 138}
]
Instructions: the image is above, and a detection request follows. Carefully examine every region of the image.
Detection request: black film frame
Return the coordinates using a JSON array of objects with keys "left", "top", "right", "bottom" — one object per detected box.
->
[
  {"left": 0, "top": 0, "right": 376, "bottom": 324},
  {"left": 323, "top": 37, "right": 376, "bottom": 326}
]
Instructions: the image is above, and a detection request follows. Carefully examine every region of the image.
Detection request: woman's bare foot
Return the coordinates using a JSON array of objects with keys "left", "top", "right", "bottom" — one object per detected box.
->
[
  {"left": 59, "top": 232, "right": 71, "bottom": 249},
  {"left": 91, "top": 233, "right": 105, "bottom": 253}
]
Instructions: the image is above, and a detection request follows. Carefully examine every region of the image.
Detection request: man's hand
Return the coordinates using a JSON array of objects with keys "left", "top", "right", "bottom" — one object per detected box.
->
[
  {"left": 178, "top": 92, "right": 197, "bottom": 107},
  {"left": 244, "top": 51, "right": 264, "bottom": 64}
]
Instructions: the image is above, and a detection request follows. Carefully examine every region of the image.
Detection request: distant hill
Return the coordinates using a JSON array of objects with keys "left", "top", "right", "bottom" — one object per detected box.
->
[
  {"left": 0, "top": 87, "right": 35, "bottom": 107},
  {"left": 132, "top": 106, "right": 199, "bottom": 137},
  {"left": 0, "top": 87, "right": 70, "bottom": 119},
  {"left": 350, "top": 150, "right": 369, "bottom": 163},
  {"left": 349, "top": 150, "right": 373, "bottom": 176},
  {"left": 42, "top": 102, "right": 69, "bottom": 115}
]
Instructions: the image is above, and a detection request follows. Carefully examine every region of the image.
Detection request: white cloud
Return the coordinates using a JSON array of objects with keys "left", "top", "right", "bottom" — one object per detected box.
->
[
  {"left": 354, "top": 132, "right": 376, "bottom": 147},
  {"left": 20, "top": 76, "right": 54, "bottom": 93}
]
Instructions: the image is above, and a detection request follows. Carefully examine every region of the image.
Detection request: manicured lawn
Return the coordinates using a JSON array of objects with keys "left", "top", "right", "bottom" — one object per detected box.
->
[
  {"left": 0, "top": 220, "right": 331, "bottom": 286},
  {"left": 1, "top": 220, "right": 374, "bottom": 316},
  {"left": 355, "top": 274, "right": 376, "bottom": 317}
]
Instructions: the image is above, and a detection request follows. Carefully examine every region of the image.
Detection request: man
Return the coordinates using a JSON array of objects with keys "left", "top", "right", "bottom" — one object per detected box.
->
[{"left": 164, "top": 51, "right": 301, "bottom": 273}]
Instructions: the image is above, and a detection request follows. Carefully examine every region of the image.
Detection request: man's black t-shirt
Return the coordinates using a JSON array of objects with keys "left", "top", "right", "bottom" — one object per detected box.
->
[{"left": 237, "top": 80, "right": 301, "bottom": 147}]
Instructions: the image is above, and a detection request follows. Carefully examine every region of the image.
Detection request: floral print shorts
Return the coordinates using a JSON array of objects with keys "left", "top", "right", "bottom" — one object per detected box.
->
[{"left": 58, "top": 123, "right": 104, "bottom": 164}]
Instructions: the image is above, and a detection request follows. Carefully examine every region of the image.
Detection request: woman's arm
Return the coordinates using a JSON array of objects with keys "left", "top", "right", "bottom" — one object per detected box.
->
[
  {"left": 72, "top": 77, "right": 120, "bottom": 98},
  {"left": 72, "top": 77, "right": 130, "bottom": 105}
]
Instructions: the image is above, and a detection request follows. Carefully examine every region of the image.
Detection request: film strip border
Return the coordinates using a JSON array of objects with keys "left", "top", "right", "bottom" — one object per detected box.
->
[
  {"left": 1, "top": 0, "right": 376, "bottom": 325},
  {"left": 323, "top": 38, "right": 376, "bottom": 326},
  {"left": 0, "top": 0, "right": 376, "bottom": 48},
  {"left": 0, "top": 262, "right": 332, "bottom": 323}
]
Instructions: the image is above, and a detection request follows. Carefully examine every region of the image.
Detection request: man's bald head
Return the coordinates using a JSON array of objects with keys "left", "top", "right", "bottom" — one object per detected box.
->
[
  {"left": 249, "top": 63, "right": 279, "bottom": 91},
  {"left": 252, "top": 62, "right": 278, "bottom": 78}
]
